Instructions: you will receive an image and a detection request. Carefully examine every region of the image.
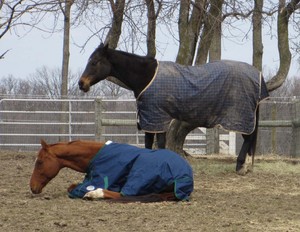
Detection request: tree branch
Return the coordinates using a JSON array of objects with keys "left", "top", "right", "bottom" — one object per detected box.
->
[
  {"left": 0, "top": 0, "right": 23, "bottom": 39},
  {"left": 266, "top": 0, "right": 299, "bottom": 91},
  {"left": 0, "top": 50, "right": 10, "bottom": 59}
]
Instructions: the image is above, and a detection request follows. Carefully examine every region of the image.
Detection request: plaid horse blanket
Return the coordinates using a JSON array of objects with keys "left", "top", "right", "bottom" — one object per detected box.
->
[
  {"left": 137, "top": 60, "right": 269, "bottom": 134},
  {"left": 68, "top": 142, "right": 194, "bottom": 200}
]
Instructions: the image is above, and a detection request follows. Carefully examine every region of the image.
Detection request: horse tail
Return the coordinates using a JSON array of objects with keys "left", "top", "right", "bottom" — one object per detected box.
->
[{"left": 108, "top": 192, "right": 178, "bottom": 203}]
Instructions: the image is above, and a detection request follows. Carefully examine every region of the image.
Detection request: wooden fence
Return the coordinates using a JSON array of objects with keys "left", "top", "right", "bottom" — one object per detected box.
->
[
  {"left": 0, "top": 97, "right": 299, "bottom": 157},
  {"left": 258, "top": 99, "right": 300, "bottom": 157},
  {"left": 95, "top": 98, "right": 300, "bottom": 157}
]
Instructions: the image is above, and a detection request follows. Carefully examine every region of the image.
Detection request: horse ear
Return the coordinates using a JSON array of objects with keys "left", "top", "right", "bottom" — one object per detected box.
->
[
  {"left": 98, "top": 42, "right": 109, "bottom": 53},
  {"left": 104, "top": 43, "right": 109, "bottom": 50},
  {"left": 41, "top": 139, "right": 49, "bottom": 150}
]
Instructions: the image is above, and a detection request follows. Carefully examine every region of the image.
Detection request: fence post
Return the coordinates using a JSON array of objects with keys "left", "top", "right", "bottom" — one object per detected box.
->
[
  {"left": 271, "top": 103, "right": 277, "bottom": 153},
  {"left": 94, "top": 98, "right": 103, "bottom": 141},
  {"left": 291, "top": 100, "right": 300, "bottom": 157},
  {"left": 206, "top": 128, "right": 219, "bottom": 154}
]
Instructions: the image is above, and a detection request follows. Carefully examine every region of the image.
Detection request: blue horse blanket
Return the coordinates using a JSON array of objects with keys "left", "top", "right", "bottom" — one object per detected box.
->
[
  {"left": 137, "top": 60, "right": 269, "bottom": 134},
  {"left": 68, "top": 142, "right": 194, "bottom": 200}
]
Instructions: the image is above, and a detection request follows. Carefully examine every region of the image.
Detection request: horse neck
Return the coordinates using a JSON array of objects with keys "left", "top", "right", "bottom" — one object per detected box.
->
[
  {"left": 54, "top": 141, "right": 103, "bottom": 173},
  {"left": 108, "top": 50, "right": 157, "bottom": 98}
]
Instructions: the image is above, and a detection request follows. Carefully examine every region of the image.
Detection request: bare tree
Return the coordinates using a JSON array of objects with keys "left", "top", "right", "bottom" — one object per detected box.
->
[
  {"left": 195, "top": 0, "right": 224, "bottom": 65},
  {"left": 176, "top": 0, "right": 204, "bottom": 65},
  {"left": 0, "top": 75, "right": 20, "bottom": 95},
  {"left": 266, "top": 0, "right": 300, "bottom": 91},
  {"left": 252, "top": 0, "right": 263, "bottom": 70},
  {"left": 204, "top": 0, "right": 224, "bottom": 154},
  {"left": 60, "top": 0, "right": 74, "bottom": 98},
  {"left": 166, "top": 1, "right": 226, "bottom": 155},
  {"left": 0, "top": 0, "right": 30, "bottom": 58},
  {"left": 104, "top": 0, "right": 126, "bottom": 48}
]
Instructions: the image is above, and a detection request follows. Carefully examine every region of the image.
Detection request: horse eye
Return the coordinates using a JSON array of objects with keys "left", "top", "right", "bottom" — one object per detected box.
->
[{"left": 90, "top": 59, "right": 98, "bottom": 66}]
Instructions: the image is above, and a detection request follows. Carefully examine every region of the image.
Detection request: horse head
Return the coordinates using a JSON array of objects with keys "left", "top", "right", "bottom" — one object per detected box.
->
[
  {"left": 78, "top": 43, "right": 112, "bottom": 92},
  {"left": 30, "top": 140, "right": 61, "bottom": 194}
]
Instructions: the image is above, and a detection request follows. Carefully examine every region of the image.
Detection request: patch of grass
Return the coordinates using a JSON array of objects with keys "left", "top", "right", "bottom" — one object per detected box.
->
[
  {"left": 191, "top": 159, "right": 235, "bottom": 175},
  {"left": 189, "top": 156, "right": 300, "bottom": 176},
  {"left": 254, "top": 161, "right": 300, "bottom": 175}
]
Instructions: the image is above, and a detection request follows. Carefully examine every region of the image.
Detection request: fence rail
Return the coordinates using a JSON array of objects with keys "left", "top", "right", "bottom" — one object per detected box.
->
[
  {"left": 0, "top": 97, "right": 299, "bottom": 157},
  {"left": 0, "top": 98, "right": 96, "bottom": 147}
]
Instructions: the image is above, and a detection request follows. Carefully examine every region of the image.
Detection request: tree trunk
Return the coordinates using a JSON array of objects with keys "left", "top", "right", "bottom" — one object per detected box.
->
[
  {"left": 145, "top": 0, "right": 157, "bottom": 58},
  {"left": 61, "top": 0, "right": 72, "bottom": 98},
  {"left": 104, "top": 0, "right": 125, "bottom": 49},
  {"left": 252, "top": 0, "right": 263, "bottom": 71},
  {"left": 60, "top": 0, "right": 73, "bottom": 141},
  {"left": 166, "top": 120, "right": 197, "bottom": 157},
  {"left": 251, "top": 0, "right": 264, "bottom": 156},
  {"left": 209, "top": 1, "right": 222, "bottom": 62},
  {"left": 166, "top": 1, "right": 205, "bottom": 155},
  {"left": 166, "top": 0, "right": 205, "bottom": 155},
  {"left": 205, "top": 0, "right": 223, "bottom": 154},
  {"left": 104, "top": 0, "right": 129, "bottom": 90},
  {"left": 266, "top": 0, "right": 299, "bottom": 91},
  {"left": 167, "top": 0, "right": 224, "bottom": 156},
  {"left": 196, "top": 0, "right": 223, "bottom": 64},
  {"left": 176, "top": 0, "right": 205, "bottom": 65}
]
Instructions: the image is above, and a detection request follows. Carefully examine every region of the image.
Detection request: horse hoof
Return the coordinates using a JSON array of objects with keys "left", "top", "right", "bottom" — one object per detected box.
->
[
  {"left": 236, "top": 165, "right": 248, "bottom": 176},
  {"left": 236, "top": 168, "right": 247, "bottom": 176},
  {"left": 236, "top": 164, "right": 253, "bottom": 176},
  {"left": 247, "top": 165, "right": 253, "bottom": 173}
]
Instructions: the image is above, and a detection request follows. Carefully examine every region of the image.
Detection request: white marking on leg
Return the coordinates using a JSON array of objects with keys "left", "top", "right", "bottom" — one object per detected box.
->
[{"left": 83, "top": 188, "right": 104, "bottom": 199}]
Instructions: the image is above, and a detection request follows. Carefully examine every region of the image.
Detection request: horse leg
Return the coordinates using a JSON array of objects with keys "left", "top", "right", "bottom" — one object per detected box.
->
[
  {"left": 236, "top": 134, "right": 252, "bottom": 175},
  {"left": 145, "top": 132, "right": 155, "bottom": 149},
  {"left": 117, "top": 184, "right": 177, "bottom": 202},
  {"left": 156, "top": 132, "right": 166, "bottom": 149},
  {"left": 156, "top": 192, "right": 177, "bottom": 201},
  {"left": 236, "top": 108, "right": 260, "bottom": 175},
  {"left": 83, "top": 188, "right": 121, "bottom": 200},
  {"left": 102, "top": 189, "right": 122, "bottom": 199},
  {"left": 67, "top": 183, "right": 79, "bottom": 193}
]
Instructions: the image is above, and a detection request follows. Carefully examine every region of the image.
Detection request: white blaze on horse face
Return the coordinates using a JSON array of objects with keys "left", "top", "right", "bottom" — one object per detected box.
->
[{"left": 83, "top": 188, "right": 104, "bottom": 199}]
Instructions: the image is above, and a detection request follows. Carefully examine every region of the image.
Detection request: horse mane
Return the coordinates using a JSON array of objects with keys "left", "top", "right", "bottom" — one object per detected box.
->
[
  {"left": 53, "top": 140, "right": 96, "bottom": 145},
  {"left": 43, "top": 140, "right": 103, "bottom": 152},
  {"left": 103, "top": 47, "right": 157, "bottom": 68},
  {"left": 113, "top": 49, "right": 156, "bottom": 63}
]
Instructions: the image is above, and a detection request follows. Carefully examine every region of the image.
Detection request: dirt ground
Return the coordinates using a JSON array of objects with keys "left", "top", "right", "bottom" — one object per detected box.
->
[{"left": 0, "top": 150, "right": 299, "bottom": 232}]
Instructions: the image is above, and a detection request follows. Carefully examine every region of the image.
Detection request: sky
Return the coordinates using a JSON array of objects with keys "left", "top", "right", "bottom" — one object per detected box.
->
[{"left": 1, "top": 22, "right": 299, "bottom": 81}]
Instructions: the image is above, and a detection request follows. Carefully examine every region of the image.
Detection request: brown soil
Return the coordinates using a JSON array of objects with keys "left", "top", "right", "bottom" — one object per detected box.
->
[{"left": 0, "top": 151, "right": 299, "bottom": 232}]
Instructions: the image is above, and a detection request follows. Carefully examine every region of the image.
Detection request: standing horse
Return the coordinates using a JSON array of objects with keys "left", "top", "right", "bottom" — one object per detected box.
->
[
  {"left": 78, "top": 43, "right": 269, "bottom": 175},
  {"left": 30, "top": 140, "right": 193, "bottom": 202}
]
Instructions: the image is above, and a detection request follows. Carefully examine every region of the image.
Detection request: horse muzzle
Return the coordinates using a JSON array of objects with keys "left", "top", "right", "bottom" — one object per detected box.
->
[
  {"left": 30, "top": 186, "right": 42, "bottom": 194},
  {"left": 30, "top": 181, "right": 43, "bottom": 194},
  {"left": 78, "top": 78, "right": 91, "bottom": 92}
]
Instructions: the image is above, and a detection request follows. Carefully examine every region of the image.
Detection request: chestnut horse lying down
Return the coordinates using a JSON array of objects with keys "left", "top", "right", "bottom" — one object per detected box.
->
[{"left": 30, "top": 140, "right": 194, "bottom": 202}]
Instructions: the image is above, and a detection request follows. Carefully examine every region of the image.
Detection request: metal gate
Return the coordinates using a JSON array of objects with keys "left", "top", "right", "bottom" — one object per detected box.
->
[{"left": 0, "top": 98, "right": 95, "bottom": 150}]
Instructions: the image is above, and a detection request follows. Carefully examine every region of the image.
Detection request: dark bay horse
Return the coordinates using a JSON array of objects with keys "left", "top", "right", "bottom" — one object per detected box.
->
[
  {"left": 30, "top": 140, "right": 193, "bottom": 202},
  {"left": 78, "top": 43, "right": 269, "bottom": 175}
]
